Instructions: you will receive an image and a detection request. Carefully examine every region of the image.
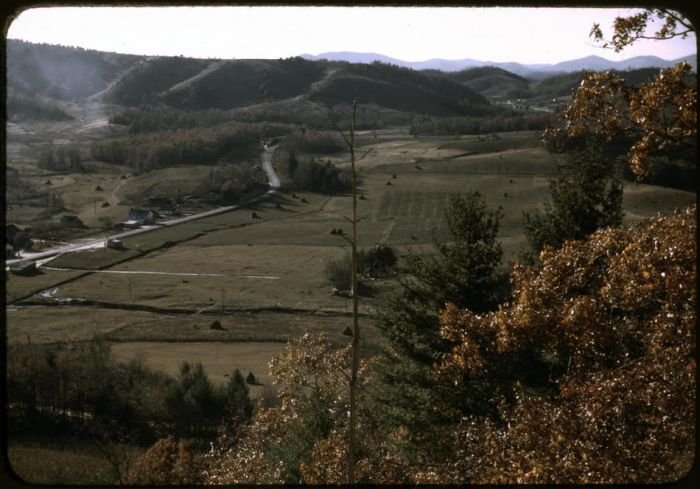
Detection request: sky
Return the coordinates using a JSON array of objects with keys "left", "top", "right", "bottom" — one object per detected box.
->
[{"left": 5, "top": 6, "right": 697, "bottom": 64}]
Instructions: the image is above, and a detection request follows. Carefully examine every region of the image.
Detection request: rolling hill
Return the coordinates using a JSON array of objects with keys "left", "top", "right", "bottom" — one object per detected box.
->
[
  {"left": 448, "top": 66, "right": 531, "bottom": 98},
  {"left": 6, "top": 40, "right": 492, "bottom": 117},
  {"left": 6, "top": 40, "right": 140, "bottom": 101},
  {"left": 6, "top": 39, "right": 695, "bottom": 122}
]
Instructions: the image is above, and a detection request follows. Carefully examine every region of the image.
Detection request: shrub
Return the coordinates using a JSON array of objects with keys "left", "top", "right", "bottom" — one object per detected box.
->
[
  {"left": 325, "top": 253, "right": 352, "bottom": 290},
  {"left": 358, "top": 245, "right": 397, "bottom": 278},
  {"left": 126, "top": 437, "right": 204, "bottom": 485}
]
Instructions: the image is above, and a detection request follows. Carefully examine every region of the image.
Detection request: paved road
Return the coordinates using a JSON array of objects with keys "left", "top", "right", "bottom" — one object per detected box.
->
[{"left": 7, "top": 146, "right": 280, "bottom": 267}]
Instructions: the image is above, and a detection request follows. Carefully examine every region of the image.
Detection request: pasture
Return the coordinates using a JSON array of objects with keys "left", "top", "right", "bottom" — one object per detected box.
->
[
  {"left": 110, "top": 341, "right": 288, "bottom": 394},
  {"left": 6, "top": 129, "right": 695, "bottom": 386}
]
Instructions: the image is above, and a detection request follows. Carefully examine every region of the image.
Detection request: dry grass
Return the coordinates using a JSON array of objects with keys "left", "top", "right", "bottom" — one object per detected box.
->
[
  {"left": 6, "top": 305, "right": 383, "bottom": 350},
  {"left": 110, "top": 341, "right": 289, "bottom": 395},
  {"left": 5, "top": 307, "right": 159, "bottom": 344},
  {"left": 7, "top": 442, "right": 133, "bottom": 485},
  {"left": 6, "top": 269, "right": 85, "bottom": 304}
]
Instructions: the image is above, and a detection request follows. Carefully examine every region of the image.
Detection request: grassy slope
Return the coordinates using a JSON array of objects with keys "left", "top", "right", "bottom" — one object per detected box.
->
[{"left": 8, "top": 445, "right": 121, "bottom": 485}]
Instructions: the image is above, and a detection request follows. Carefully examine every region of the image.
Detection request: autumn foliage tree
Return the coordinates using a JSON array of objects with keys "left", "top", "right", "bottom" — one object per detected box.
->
[
  {"left": 590, "top": 9, "right": 694, "bottom": 52},
  {"left": 126, "top": 436, "right": 204, "bottom": 485},
  {"left": 204, "top": 332, "right": 411, "bottom": 484},
  {"left": 423, "top": 206, "right": 695, "bottom": 483},
  {"left": 544, "top": 9, "right": 697, "bottom": 179}
]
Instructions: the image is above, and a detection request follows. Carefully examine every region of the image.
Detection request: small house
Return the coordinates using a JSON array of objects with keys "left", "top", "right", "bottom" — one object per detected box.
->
[{"left": 122, "top": 208, "right": 157, "bottom": 228}]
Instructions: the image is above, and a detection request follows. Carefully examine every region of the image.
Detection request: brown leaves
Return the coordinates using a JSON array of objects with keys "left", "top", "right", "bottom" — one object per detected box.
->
[
  {"left": 269, "top": 331, "right": 351, "bottom": 404},
  {"left": 591, "top": 9, "right": 693, "bottom": 53},
  {"left": 544, "top": 62, "right": 696, "bottom": 178},
  {"left": 433, "top": 206, "right": 696, "bottom": 483},
  {"left": 206, "top": 204, "right": 696, "bottom": 484},
  {"left": 126, "top": 437, "right": 204, "bottom": 485}
]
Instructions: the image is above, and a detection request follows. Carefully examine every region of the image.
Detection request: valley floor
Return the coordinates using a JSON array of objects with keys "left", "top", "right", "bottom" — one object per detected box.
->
[{"left": 6, "top": 129, "right": 695, "bottom": 383}]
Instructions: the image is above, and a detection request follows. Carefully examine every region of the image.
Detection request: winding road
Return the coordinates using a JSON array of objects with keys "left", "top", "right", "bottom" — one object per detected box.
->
[{"left": 7, "top": 146, "right": 280, "bottom": 267}]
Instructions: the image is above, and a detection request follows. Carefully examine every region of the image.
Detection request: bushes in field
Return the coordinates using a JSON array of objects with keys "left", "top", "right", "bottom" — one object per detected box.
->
[
  {"left": 326, "top": 253, "right": 353, "bottom": 290},
  {"left": 197, "top": 163, "right": 267, "bottom": 204},
  {"left": 273, "top": 131, "right": 351, "bottom": 193},
  {"left": 326, "top": 245, "right": 398, "bottom": 290},
  {"left": 290, "top": 158, "right": 352, "bottom": 194}
]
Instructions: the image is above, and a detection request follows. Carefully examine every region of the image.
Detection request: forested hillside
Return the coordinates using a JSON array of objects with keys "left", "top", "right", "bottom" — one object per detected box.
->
[
  {"left": 6, "top": 40, "right": 140, "bottom": 100},
  {"left": 9, "top": 39, "right": 688, "bottom": 123},
  {"left": 449, "top": 66, "right": 531, "bottom": 98},
  {"left": 5, "top": 40, "right": 489, "bottom": 117},
  {"left": 307, "top": 61, "right": 492, "bottom": 116}
]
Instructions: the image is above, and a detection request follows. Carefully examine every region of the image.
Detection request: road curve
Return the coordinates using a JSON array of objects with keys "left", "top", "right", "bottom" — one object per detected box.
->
[{"left": 7, "top": 146, "right": 281, "bottom": 267}]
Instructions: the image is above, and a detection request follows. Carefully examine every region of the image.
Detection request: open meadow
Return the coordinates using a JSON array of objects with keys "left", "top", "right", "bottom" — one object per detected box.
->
[{"left": 6, "top": 129, "right": 695, "bottom": 390}]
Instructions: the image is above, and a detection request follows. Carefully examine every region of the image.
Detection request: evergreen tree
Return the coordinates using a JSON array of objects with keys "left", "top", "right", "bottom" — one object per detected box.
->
[
  {"left": 225, "top": 369, "right": 253, "bottom": 427},
  {"left": 371, "top": 191, "right": 509, "bottom": 462},
  {"left": 164, "top": 361, "right": 223, "bottom": 438},
  {"left": 523, "top": 137, "right": 624, "bottom": 261}
]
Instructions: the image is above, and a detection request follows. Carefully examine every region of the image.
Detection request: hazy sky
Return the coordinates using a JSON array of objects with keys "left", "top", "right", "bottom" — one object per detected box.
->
[{"left": 6, "top": 6, "right": 697, "bottom": 64}]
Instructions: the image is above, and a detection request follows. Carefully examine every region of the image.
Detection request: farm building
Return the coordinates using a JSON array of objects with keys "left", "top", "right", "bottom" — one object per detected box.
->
[{"left": 121, "top": 208, "right": 158, "bottom": 228}]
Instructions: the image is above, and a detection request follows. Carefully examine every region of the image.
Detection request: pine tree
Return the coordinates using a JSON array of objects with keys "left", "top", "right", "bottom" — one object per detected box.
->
[
  {"left": 371, "top": 191, "right": 509, "bottom": 462},
  {"left": 225, "top": 368, "right": 253, "bottom": 426},
  {"left": 523, "top": 137, "right": 623, "bottom": 261},
  {"left": 164, "top": 361, "right": 222, "bottom": 438}
]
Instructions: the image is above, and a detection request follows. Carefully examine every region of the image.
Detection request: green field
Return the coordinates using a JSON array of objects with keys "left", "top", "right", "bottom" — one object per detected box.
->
[{"left": 7, "top": 129, "right": 695, "bottom": 384}]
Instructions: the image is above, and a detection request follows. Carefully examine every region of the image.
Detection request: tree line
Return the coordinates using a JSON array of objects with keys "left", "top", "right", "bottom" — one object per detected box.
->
[
  {"left": 89, "top": 122, "right": 289, "bottom": 172},
  {"left": 37, "top": 144, "right": 83, "bottom": 172},
  {"left": 409, "top": 111, "right": 558, "bottom": 135},
  {"left": 7, "top": 340, "right": 254, "bottom": 448},
  {"left": 273, "top": 130, "right": 352, "bottom": 194}
]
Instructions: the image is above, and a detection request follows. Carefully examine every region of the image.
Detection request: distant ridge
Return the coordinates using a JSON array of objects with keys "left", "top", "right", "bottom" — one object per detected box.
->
[{"left": 301, "top": 52, "right": 698, "bottom": 78}]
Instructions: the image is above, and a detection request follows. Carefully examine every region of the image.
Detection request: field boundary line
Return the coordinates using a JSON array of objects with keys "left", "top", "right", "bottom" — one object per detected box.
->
[{"left": 13, "top": 299, "right": 377, "bottom": 319}]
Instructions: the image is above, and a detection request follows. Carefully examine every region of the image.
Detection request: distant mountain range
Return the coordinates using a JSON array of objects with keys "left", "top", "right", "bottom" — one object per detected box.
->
[{"left": 300, "top": 52, "right": 698, "bottom": 78}]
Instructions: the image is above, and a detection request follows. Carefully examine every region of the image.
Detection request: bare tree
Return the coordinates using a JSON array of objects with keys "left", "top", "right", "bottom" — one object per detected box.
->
[{"left": 331, "top": 94, "right": 360, "bottom": 483}]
